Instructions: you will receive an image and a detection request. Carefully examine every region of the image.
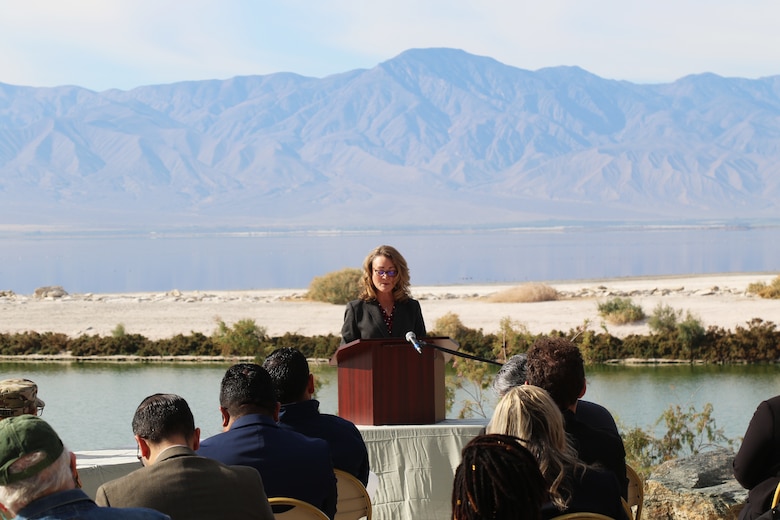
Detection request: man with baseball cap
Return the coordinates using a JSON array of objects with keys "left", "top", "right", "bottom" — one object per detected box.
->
[
  {"left": 0, "top": 379, "right": 45, "bottom": 419},
  {"left": 0, "top": 415, "right": 169, "bottom": 519}
]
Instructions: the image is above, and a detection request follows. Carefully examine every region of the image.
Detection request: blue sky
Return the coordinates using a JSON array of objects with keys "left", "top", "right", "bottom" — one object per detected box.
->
[{"left": 2, "top": 0, "right": 779, "bottom": 91}]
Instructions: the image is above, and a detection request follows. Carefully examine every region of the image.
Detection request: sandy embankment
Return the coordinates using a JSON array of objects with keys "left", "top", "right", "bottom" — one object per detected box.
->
[{"left": 1, "top": 273, "right": 778, "bottom": 343}]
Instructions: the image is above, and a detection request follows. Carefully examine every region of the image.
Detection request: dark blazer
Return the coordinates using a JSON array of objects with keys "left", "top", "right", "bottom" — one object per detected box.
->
[
  {"left": 197, "top": 414, "right": 338, "bottom": 520},
  {"left": 577, "top": 399, "right": 620, "bottom": 437},
  {"left": 563, "top": 409, "right": 628, "bottom": 499},
  {"left": 341, "top": 298, "right": 426, "bottom": 344},
  {"left": 95, "top": 446, "right": 273, "bottom": 520},
  {"left": 734, "top": 395, "right": 780, "bottom": 520},
  {"left": 279, "top": 399, "right": 370, "bottom": 485},
  {"left": 542, "top": 465, "right": 628, "bottom": 520}
]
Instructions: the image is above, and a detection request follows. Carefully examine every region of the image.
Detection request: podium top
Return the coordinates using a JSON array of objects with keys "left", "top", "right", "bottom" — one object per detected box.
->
[{"left": 330, "top": 337, "right": 458, "bottom": 366}]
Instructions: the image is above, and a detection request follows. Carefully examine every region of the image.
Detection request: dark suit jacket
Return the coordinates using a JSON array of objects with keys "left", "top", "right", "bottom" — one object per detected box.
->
[
  {"left": 734, "top": 395, "right": 780, "bottom": 520},
  {"left": 563, "top": 409, "right": 628, "bottom": 499},
  {"left": 577, "top": 399, "right": 620, "bottom": 437},
  {"left": 341, "top": 298, "right": 426, "bottom": 344},
  {"left": 279, "top": 399, "right": 370, "bottom": 485},
  {"left": 197, "top": 414, "right": 338, "bottom": 520},
  {"left": 95, "top": 446, "right": 273, "bottom": 520},
  {"left": 542, "top": 466, "right": 628, "bottom": 520}
]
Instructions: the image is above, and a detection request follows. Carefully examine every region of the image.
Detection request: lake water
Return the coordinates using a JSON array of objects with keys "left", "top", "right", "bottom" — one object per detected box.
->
[
  {"left": 1, "top": 224, "right": 779, "bottom": 294},
  {"left": 2, "top": 361, "right": 776, "bottom": 452}
]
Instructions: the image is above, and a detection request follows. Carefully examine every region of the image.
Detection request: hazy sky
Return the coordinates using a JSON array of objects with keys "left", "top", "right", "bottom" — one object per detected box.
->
[{"left": 2, "top": 0, "right": 778, "bottom": 91}]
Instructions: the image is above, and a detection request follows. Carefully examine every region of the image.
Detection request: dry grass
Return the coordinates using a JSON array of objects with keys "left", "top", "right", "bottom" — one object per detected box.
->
[
  {"left": 747, "top": 275, "right": 780, "bottom": 299},
  {"left": 598, "top": 297, "right": 646, "bottom": 324},
  {"left": 486, "top": 283, "right": 559, "bottom": 303}
]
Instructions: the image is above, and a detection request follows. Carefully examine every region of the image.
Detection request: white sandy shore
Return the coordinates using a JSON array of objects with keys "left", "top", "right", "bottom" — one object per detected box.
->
[{"left": 1, "top": 273, "right": 778, "bottom": 341}]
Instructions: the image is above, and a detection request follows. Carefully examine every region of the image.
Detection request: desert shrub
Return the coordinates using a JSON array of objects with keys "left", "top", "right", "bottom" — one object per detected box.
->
[
  {"left": 432, "top": 312, "right": 470, "bottom": 339},
  {"left": 648, "top": 303, "right": 681, "bottom": 334},
  {"left": 307, "top": 268, "right": 362, "bottom": 304},
  {"left": 212, "top": 318, "right": 268, "bottom": 357},
  {"left": 0, "top": 332, "right": 42, "bottom": 355},
  {"left": 69, "top": 335, "right": 110, "bottom": 356},
  {"left": 621, "top": 402, "right": 733, "bottom": 476},
  {"left": 430, "top": 312, "right": 497, "bottom": 359},
  {"left": 266, "top": 333, "right": 341, "bottom": 360},
  {"left": 156, "top": 333, "right": 214, "bottom": 356},
  {"left": 111, "top": 323, "right": 126, "bottom": 338},
  {"left": 492, "top": 316, "right": 533, "bottom": 362},
  {"left": 747, "top": 275, "right": 780, "bottom": 299},
  {"left": 598, "top": 297, "right": 645, "bottom": 324},
  {"left": 486, "top": 283, "right": 559, "bottom": 303}
]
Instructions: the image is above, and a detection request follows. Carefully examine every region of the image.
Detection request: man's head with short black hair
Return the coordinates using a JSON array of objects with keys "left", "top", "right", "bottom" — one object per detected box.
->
[
  {"left": 132, "top": 393, "right": 195, "bottom": 443},
  {"left": 262, "top": 348, "right": 310, "bottom": 404},
  {"left": 219, "top": 363, "right": 277, "bottom": 418},
  {"left": 524, "top": 336, "right": 585, "bottom": 410}
]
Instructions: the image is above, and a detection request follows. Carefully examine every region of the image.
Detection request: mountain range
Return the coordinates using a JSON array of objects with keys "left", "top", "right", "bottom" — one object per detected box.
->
[{"left": 2, "top": 47, "right": 779, "bottom": 232}]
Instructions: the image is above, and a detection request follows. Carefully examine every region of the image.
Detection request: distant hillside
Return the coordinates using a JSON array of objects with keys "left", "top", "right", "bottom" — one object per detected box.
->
[{"left": 1, "top": 47, "right": 779, "bottom": 231}]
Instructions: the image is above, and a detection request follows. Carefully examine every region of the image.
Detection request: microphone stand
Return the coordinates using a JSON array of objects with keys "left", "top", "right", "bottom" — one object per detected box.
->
[{"left": 418, "top": 339, "right": 503, "bottom": 366}]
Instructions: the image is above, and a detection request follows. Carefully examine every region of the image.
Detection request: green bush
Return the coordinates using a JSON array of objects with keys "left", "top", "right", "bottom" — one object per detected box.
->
[
  {"left": 648, "top": 303, "right": 681, "bottom": 334},
  {"left": 621, "top": 403, "right": 733, "bottom": 476},
  {"left": 212, "top": 318, "right": 267, "bottom": 357},
  {"left": 306, "top": 268, "right": 362, "bottom": 304},
  {"left": 597, "top": 297, "right": 645, "bottom": 324},
  {"left": 747, "top": 275, "right": 780, "bottom": 299}
]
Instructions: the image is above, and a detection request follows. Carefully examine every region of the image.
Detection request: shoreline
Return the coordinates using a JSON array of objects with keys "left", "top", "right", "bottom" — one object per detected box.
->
[{"left": 1, "top": 272, "right": 778, "bottom": 341}]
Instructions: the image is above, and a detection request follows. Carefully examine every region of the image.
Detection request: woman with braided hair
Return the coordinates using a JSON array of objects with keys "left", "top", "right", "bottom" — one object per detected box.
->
[
  {"left": 452, "top": 433, "right": 548, "bottom": 520},
  {"left": 486, "top": 385, "right": 628, "bottom": 519}
]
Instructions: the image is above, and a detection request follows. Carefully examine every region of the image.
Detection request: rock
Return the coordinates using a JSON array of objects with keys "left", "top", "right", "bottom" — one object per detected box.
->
[
  {"left": 645, "top": 447, "right": 746, "bottom": 519},
  {"left": 33, "top": 285, "right": 68, "bottom": 299}
]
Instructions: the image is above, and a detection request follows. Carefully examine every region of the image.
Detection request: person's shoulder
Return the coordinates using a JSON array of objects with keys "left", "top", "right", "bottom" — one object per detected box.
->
[
  {"left": 221, "top": 461, "right": 263, "bottom": 482},
  {"left": 97, "top": 464, "right": 146, "bottom": 492},
  {"left": 761, "top": 395, "right": 780, "bottom": 409},
  {"left": 92, "top": 502, "right": 170, "bottom": 519}
]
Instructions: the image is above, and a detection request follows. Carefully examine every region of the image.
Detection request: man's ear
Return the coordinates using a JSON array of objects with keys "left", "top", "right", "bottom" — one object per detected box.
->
[
  {"left": 306, "top": 373, "right": 315, "bottom": 396},
  {"left": 219, "top": 406, "right": 230, "bottom": 430},
  {"left": 135, "top": 435, "right": 152, "bottom": 460},
  {"left": 578, "top": 380, "right": 587, "bottom": 399},
  {"left": 69, "top": 451, "right": 82, "bottom": 488},
  {"left": 273, "top": 401, "right": 281, "bottom": 423},
  {"left": 191, "top": 427, "right": 201, "bottom": 451}
]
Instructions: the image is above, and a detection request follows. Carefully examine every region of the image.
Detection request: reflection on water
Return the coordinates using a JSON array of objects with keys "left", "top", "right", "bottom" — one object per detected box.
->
[{"left": 2, "top": 362, "right": 777, "bottom": 450}]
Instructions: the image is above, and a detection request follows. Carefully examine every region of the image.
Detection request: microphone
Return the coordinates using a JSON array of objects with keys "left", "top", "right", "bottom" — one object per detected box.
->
[{"left": 405, "top": 331, "right": 423, "bottom": 354}]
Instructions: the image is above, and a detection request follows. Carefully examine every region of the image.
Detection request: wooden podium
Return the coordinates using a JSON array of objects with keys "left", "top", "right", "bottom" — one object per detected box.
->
[{"left": 330, "top": 337, "right": 457, "bottom": 425}]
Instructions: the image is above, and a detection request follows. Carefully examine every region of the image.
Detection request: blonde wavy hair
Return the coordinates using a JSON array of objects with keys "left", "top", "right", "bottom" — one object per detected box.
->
[
  {"left": 358, "top": 245, "right": 412, "bottom": 302},
  {"left": 486, "top": 385, "right": 586, "bottom": 510}
]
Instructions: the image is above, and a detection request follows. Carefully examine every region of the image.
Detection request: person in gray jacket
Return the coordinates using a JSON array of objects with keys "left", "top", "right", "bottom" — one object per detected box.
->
[{"left": 96, "top": 393, "right": 273, "bottom": 520}]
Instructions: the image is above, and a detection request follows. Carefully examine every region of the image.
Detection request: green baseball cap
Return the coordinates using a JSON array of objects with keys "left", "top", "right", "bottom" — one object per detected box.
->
[{"left": 0, "top": 415, "right": 64, "bottom": 485}]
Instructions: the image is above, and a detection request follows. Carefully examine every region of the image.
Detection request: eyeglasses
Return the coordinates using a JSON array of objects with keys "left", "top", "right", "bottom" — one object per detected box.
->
[
  {"left": 136, "top": 445, "right": 144, "bottom": 465},
  {"left": 374, "top": 269, "right": 397, "bottom": 277}
]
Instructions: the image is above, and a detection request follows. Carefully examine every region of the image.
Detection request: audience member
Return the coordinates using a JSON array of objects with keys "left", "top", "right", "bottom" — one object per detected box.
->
[
  {"left": 733, "top": 395, "right": 780, "bottom": 519},
  {"left": 197, "top": 363, "right": 337, "bottom": 519},
  {"left": 0, "top": 379, "right": 45, "bottom": 419},
  {"left": 525, "top": 336, "right": 628, "bottom": 498},
  {"left": 0, "top": 415, "right": 168, "bottom": 520},
  {"left": 262, "top": 347, "right": 370, "bottom": 485},
  {"left": 486, "top": 385, "right": 627, "bottom": 520},
  {"left": 95, "top": 393, "right": 273, "bottom": 520},
  {"left": 452, "top": 433, "right": 548, "bottom": 520},
  {"left": 492, "top": 354, "right": 619, "bottom": 436}
]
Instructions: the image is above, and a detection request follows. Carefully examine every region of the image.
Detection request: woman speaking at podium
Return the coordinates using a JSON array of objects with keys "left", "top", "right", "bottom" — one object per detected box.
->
[{"left": 340, "top": 245, "right": 427, "bottom": 344}]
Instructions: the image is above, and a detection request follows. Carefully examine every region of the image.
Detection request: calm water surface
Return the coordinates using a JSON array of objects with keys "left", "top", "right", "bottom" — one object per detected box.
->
[
  {"left": 2, "top": 362, "right": 776, "bottom": 451},
  {"left": 2, "top": 225, "right": 779, "bottom": 294}
]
